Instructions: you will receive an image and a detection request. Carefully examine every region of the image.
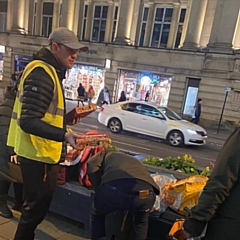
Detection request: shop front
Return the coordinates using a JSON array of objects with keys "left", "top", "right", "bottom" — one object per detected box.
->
[
  {"left": 117, "top": 69, "right": 173, "bottom": 106},
  {"left": 64, "top": 63, "right": 105, "bottom": 103},
  {"left": 0, "top": 45, "right": 5, "bottom": 81}
]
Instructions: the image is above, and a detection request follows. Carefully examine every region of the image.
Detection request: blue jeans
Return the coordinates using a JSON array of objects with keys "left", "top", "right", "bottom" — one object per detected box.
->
[{"left": 91, "top": 183, "right": 156, "bottom": 240}]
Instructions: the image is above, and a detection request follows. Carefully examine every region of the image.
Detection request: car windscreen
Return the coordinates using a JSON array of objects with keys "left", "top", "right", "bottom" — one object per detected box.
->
[{"left": 157, "top": 107, "right": 182, "bottom": 120}]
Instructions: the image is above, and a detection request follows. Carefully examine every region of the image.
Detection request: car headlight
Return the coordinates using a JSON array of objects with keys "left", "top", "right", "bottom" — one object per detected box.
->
[{"left": 187, "top": 129, "right": 197, "bottom": 134}]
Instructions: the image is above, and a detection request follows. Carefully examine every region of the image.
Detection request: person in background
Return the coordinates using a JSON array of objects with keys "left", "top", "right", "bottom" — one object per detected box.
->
[
  {"left": 87, "top": 149, "right": 160, "bottom": 240},
  {"left": 118, "top": 90, "right": 126, "bottom": 102},
  {"left": 77, "top": 82, "right": 85, "bottom": 106},
  {"left": 0, "top": 83, "right": 23, "bottom": 218},
  {"left": 11, "top": 72, "right": 17, "bottom": 85},
  {"left": 145, "top": 90, "right": 150, "bottom": 102},
  {"left": 97, "top": 87, "right": 111, "bottom": 107},
  {"left": 87, "top": 85, "right": 95, "bottom": 105},
  {"left": 7, "top": 27, "right": 88, "bottom": 240},
  {"left": 191, "top": 98, "right": 202, "bottom": 124},
  {"left": 174, "top": 126, "right": 240, "bottom": 240}
]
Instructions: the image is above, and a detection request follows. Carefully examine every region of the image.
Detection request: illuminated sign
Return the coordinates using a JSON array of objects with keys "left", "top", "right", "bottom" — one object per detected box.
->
[{"left": 0, "top": 45, "right": 5, "bottom": 53}]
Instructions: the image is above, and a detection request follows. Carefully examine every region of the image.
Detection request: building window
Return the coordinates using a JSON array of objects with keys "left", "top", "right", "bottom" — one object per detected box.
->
[
  {"left": 91, "top": 5, "right": 108, "bottom": 42},
  {"left": 138, "top": 6, "right": 149, "bottom": 46},
  {"left": 42, "top": 2, "right": 53, "bottom": 37},
  {"left": 150, "top": 7, "right": 173, "bottom": 48},
  {"left": 174, "top": 8, "right": 186, "bottom": 48},
  {"left": 32, "top": 2, "right": 37, "bottom": 34},
  {"left": 82, "top": 4, "right": 88, "bottom": 40},
  {"left": 0, "top": 0, "right": 7, "bottom": 32},
  {"left": 111, "top": 5, "right": 118, "bottom": 42}
]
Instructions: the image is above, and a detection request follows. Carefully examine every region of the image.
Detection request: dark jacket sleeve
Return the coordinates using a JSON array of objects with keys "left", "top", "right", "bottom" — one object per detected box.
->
[
  {"left": 183, "top": 127, "right": 240, "bottom": 236},
  {"left": 19, "top": 67, "right": 66, "bottom": 142},
  {"left": 87, "top": 150, "right": 111, "bottom": 190}
]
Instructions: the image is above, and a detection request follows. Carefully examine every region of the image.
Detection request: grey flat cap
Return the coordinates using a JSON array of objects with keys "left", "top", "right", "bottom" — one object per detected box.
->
[{"left": 48, "top": 27, "right": 89, "bottom": 51}]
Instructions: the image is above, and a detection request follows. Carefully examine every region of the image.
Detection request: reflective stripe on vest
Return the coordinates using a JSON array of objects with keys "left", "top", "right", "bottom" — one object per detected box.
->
[{"left": 7, "top": 60, "right": 64, "bottom": 164}]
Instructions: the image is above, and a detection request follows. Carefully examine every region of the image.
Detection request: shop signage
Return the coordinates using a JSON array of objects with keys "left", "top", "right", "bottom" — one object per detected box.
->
[
  {"left": 20, "top": 41, "right": 42, "bottom": 47},
  {"left": 80, "top": 49, "right": 98, "bottom": 54},
  {"left": 0, "top": 45, "right": 5, "bottom": 53}
]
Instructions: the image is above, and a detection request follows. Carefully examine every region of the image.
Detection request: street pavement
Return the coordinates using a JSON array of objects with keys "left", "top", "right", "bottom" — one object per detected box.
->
[{"left": 0, "top": 98, "right": 233, "bottom": 240}]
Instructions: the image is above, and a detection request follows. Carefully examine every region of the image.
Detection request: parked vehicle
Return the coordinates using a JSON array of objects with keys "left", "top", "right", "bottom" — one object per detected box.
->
[{"left": 98, "top": 101, "right": 207, "bottom": 147}]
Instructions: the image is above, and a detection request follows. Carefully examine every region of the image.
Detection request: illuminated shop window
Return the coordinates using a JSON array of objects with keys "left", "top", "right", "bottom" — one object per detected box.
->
[
  {"left": 138, "top": 6, "right": 149, "bottom": 46},
  {"left": 91, "top": 5, "right": 108, "bottom": 42},
  {"left": 150, "top": 7, "right": 173, "bottom": 48},
  {"left": 64, "top": 64, "right": 105, "bottom": 102},
  {"left": 174, "top": 8, "right": 186, "bottom": 48}
]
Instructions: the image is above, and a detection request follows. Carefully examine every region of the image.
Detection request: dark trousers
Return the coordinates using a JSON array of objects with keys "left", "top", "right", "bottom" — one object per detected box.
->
[
  {"left": 0, "top": 180, "right": 23, "bottom": 204},
  {"left": 14, "top": 156, "right": 59, "bottom": 240},
  {"left": 91, "top": 184, "right": 156, "bottom": 240}
]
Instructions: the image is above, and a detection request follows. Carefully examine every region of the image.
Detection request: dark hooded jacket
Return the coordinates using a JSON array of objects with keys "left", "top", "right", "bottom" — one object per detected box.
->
[
  {"left": 0, "top": 87, "right": 16, "bottom": 167},
  {"left": 183, "top": 126, "right": 240, "bottom": 240},
  {"left": 18, "top": 47, "right": 67, "bottom": 162},
  {"left": 0, "top": 87, "right": 23, "bottom": 182},
  {"left": 87, "top": 149, "right": 160, "bottom": 194}
]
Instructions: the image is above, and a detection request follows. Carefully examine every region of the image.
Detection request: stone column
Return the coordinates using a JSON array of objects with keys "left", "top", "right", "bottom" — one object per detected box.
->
[
  {"left": 104, "top": 2, "right": 114, "bottom": 42},
  {"left": 6, "top": 0, "right": 12, "bottom": 31},
  {"left": 27, "top": 0, "right": 35, "bottom": 34},
  {"left": 60, "top": 0, "right": 76, "bottom": 30},
  {"left": 85, "top": 0, "right": 94, "bottom": 41},
  {"left": 199, "top": 0, "right": 217, "bottom": 48},
  {"left": 52, "top": 0, "right": 61, "bottom": 30},
  {"left": 167, "top": 3, "right": 180, "bottom": 49},
  {"left": 207, "top": 0, "right": 240, "bottom": 52},
  {"left": 143, "top": 3, "right": 155, "bottom": 46},
  {"left": 233, "top": 12, "right": 240, "bottom": 49},
  {"left": 77, "top": 0, "right": 85, "bottom": 39},
  {"left": 182, "top": 0, "right": 208, "bottom": 49},
  {"left": 34, "top": 0, "right": 43, "bottom": 35},
  {"left": 114, "top": 0, "right": 135, "bottom": 44},
  {"left": 11, "top": 0, "right": 26, "bottom": 33},
  {"left": 72, "top": 0, "right": 80, "bottom": 33}
]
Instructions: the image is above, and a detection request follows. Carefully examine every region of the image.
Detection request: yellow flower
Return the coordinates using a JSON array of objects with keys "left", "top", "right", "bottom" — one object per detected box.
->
[
  {"left": 206, "top": 166, "right": 210, "bottom": 171},
  {"left": 177, "top": 156, "right": 181, "bottom": 159},
  {"left": 190, "top": 168, "right": 194, "bottom": 172}
]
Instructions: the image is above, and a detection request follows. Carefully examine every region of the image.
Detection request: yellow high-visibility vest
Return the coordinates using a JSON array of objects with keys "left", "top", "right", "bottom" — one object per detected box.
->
[{"left": 7, "top": 60, "right": 64, "bottom": 164}]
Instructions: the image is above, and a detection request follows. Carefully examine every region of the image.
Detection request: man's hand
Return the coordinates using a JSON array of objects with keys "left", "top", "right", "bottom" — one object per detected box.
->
[
  {"left": 64, "top": 132, "right": 80, "bottom": 149},
  {"left": 173, "top": 229, "right": 192, "bottom": 240},
  {"left": 10, "top": 155, "right": 19, "bottom": 164}
]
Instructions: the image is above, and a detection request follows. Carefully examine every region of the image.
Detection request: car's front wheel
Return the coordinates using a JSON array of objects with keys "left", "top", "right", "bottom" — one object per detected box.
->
[
  {"left": 167, "top": 130, "right": 184, "bottom": 147},
  {"left": 108, "top": 118, "right": 122, "bottom": 133}
]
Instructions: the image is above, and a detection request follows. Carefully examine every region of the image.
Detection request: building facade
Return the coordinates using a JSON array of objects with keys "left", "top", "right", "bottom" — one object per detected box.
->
[{"left": 0, "top": 0, "right": 240, "bottom": 128}]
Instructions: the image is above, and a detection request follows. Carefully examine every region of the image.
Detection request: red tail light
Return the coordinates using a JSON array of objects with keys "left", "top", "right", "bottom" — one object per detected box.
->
[{"left": 100, "top": 107, "right": 104, "bottom": 112}]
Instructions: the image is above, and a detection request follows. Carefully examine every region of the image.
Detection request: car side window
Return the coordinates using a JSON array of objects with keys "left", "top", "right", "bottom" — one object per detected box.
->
[
  {"left": 121, "top": 103, "right": 138, "bottom": 113},
  {"left": 141, "top": 105, "right": 164, "bottom": 118}
]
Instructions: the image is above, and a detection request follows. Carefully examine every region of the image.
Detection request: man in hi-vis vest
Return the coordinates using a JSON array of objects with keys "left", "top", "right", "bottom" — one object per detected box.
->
[{"left": 7, "top": 27, "right": 88, "bottom": 240}]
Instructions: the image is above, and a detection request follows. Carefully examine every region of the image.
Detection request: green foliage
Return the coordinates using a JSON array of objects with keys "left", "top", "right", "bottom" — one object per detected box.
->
[{"left": 143, "top": 154, "right": 212, "bottom": 176}]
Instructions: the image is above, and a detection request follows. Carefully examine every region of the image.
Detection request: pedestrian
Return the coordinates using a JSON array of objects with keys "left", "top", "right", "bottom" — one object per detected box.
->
[
  {"left": 173, "top": 126, "right": 240, "bottom": 240},
  {"left": 97, "top": 87, "right": 111, "bottom": 107},
  {"left": 145, "top": 90, "right": 150, "bottom": 102},
  {"left": 77, "top": 82, "right": 85, "bottom": 106},
  {"left": 7, "top": 27, "right": 88, "bottom": 240},
  {"left": 0, "top": 83, "right": 23, "bottom": 219},
  {"left": 191, "top": 98, "right": 202, "bottom": 124},
  {"left": 87, "top": 85, "right": 95, "bottom": 105},
  {"left": 87, "top": 149, "right": 160, "bottom": 240},
  {"left": 118, "top": 90, "right": 126, "bottom": 102},
  {"left": 11, "top": 72, "right": 17, "bottom": 85}
]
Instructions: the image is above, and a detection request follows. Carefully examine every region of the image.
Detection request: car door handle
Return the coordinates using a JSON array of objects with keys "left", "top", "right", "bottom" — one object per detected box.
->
[{"left": 142, "top": 118, "right": 147, "bottom": 120}]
